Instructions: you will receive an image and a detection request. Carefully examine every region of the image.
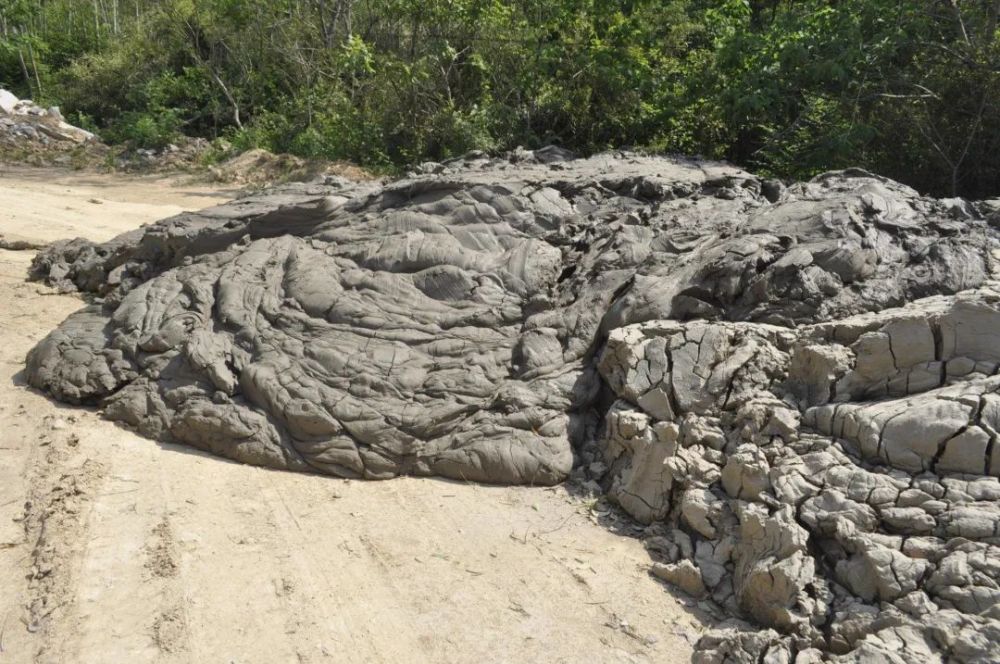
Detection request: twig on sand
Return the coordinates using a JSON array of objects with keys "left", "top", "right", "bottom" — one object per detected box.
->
[
  {"left": 1, "top": 610, "right": 9, "bottom": 653},
  {"left": 535, "top": 514, "right": 576, "bottom": 536}
]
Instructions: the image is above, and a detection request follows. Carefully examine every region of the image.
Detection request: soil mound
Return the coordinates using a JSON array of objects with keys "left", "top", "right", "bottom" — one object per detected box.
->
[
  {"left": 205, "top": 148, "right": 375, "bottom": 187},
  {"left": 25, "top": 149, "right": 1000, "bottom": 661}
]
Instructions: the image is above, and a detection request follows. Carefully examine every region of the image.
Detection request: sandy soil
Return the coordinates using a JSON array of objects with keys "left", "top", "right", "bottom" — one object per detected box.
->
[
  {"left": 0, "top": 166, "right": 235, "bottom": 248},
  {"left": 0, "top": 166, "right": 704, "bottom": 663}
]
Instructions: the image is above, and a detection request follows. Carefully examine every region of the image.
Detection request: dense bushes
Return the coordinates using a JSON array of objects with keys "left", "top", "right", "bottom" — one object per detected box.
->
[{"left": 1, "top": 0, "right": 999, "bottom": 197}]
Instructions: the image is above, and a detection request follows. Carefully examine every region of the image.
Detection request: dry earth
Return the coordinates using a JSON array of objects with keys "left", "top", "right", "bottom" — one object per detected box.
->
[{"left": 0, "top": 165, "right": 701, "bottom": 663}]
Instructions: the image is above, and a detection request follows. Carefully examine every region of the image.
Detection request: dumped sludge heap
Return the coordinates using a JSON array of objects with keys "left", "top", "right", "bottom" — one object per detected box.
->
[{"left": 25, "top": 149, "right": 1000, "bottom": 662}]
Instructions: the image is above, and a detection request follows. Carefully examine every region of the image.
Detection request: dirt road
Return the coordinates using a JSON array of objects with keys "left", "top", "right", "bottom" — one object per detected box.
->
[{"left": 0, "top": 166, "right": 703, "bottom": 663}]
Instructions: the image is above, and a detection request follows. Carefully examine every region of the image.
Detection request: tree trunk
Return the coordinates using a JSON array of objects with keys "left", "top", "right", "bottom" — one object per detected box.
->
[
  {"left": 27, "top": 41, "right": 43, "bottom": 97},
  {"left": 207, "top": 66, "right": 243, "bottom": 129},
  {"left": 18, "top": 48, "right": 33, "bottom": 97}
]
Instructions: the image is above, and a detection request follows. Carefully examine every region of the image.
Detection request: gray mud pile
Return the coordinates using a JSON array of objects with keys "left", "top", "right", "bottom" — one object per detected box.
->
[{"left": 25, "top": 149, "right": 1000, "bottom": 661}]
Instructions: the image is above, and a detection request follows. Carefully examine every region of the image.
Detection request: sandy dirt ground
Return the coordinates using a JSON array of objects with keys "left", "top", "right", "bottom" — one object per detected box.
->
[{"left": 0, "top": 166, "right": 704, "bottom": 664}]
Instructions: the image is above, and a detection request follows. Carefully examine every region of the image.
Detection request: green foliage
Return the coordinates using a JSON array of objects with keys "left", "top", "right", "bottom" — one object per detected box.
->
[
  {"left": 107, "top": 109, "right": 182, "bottom": 149},
  {"left": 1, "top": 0, "right": 999, "bottom": 196}
]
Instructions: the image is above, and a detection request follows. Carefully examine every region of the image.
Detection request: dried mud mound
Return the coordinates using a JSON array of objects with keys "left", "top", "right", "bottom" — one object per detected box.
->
[{"left": 26, "top": 149, "right": 1000, "bottom": 661}]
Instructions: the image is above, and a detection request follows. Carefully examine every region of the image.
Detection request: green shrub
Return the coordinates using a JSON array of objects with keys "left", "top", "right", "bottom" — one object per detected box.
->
[
  {"left": 109, "top": 109, "right": 181, "bottom": 150},
  {"left": 5, "top": 0, "right": 1000, "bottom": 196}
]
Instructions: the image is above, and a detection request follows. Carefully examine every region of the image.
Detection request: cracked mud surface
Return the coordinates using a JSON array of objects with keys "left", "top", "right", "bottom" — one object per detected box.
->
[
  {"left": 0, "top": 172, "right": 698, "bottom": 664},
  {"left": 25, "top": 149, "right": 1000, "bottom": 661}
]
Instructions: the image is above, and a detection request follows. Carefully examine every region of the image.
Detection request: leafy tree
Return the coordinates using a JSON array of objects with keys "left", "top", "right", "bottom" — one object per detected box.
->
[{"left": 1, "top": 0, "right": 999, "bottom": 196}]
